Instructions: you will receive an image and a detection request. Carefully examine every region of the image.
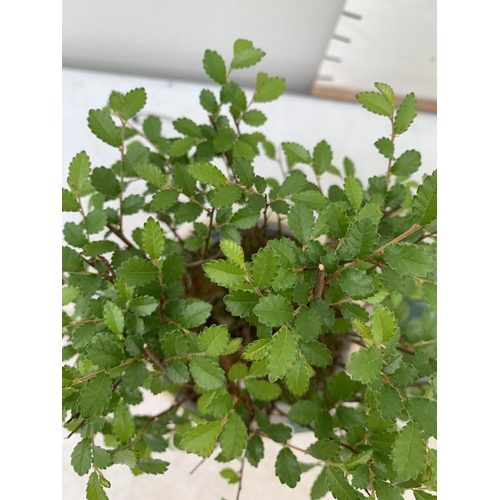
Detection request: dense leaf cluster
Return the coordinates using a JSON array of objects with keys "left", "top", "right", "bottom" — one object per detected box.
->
[{"left": 62, "top": 40, "right": 437, "bottom": 500}]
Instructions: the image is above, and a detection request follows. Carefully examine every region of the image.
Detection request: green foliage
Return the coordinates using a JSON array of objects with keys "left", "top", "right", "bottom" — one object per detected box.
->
[{"left": 63, "top": 39, "right": 436, "bottom": 500}]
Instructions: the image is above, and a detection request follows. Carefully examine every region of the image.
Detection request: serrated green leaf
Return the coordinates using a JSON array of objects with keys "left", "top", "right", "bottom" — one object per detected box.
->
[
  {"left": 394, "top": 92, "right": 417, "bottom": 134},
  {"left": 375, "top": 82, "right": 395, "bottom": 106},
  {"left": 311, "top": 468, "right": 329, "bottom": 500},
  {"left": 150, "top": 189, "right": 179, "bottom": 212},
  {"left": 249, "top": 247, "right": 280, "bottom": 289},
  {"left": 308, "top": 440, "right": 340, "bottom": 461},
  {"left": 86, "top": 472, "right": 109, "bottom": 500},
  {"left": 134, "top": 163, "right": 166, "bottom": 187},
  {"left": 291, "top": 190, "right": 329, "bottom": 211},
  {"left": 220, "top": 468, "right": 239, "bottom": 484},
  {"left": 78, "top": 372, "right": 112, "bottom": 418},
  {"left": 103, "top": 302, "right": 124, "bottom": 335},
  {"left": 383, "top": 243, "right": 434, "bottom": 278},
  {"left": 232, "top": 47, "right": 265, "bottom": 69},
  {"left": 162, "top": 252, "right": 186, "bottom": 284},
  {"left": 282, "top": 142, "right": 311, "bottom": 164},
  {"left": 423, "top": 281, "right": 437, "bottom": 315},
  {"left": 344, "top": 175, "right": 363, "bottom": 211},
  {"left": 246, "top": 435, "right": 264, "bottom": 467},
  {"left": 275, "top": 447, "right": 301, "bottom": 488},
  {"left": 285, "top": 357, "right": 310, "bottom": 397},
  {"left": 355, "top": 201, "right": 383, "bottom": 224},
  {"left": 242, "top": 109, "right": 267, "bottom": 126},
  {"left": 62, "top": 188, "right": 80, "bottom": 212},
  {"left": 338, "top": 268, "right": 374, "bottom": 298},
  {"left": 374, "top": 137, "right": 394, "bottom": 160},
  {"left": 404, "top": 397, "right": 437, "bottom": 438},
  {"left": 71, "top": 438, "right": 92, "bottom": 476},
  {"left": 173, "top": 117, "right": 203, "bottom": 138},
  {"left": 121, "top": 88, "right": 146, "bottom": 120},
  {"left": 230, "top": 207, "right": 260, "bottom": 229},
  {"left": 121, "top": 194, "right": 144, "bottom": 215},
  {"left": 279, "top": 169, "right": 308, "bottom": 196},
  {"left": 242, "top": 338, "right": 272, "bottom": 361},
  {"left": 355, "top": 91, "right": 392, "bottom": 117},
  {"left": 324, "top": 204, "right": 349, "bottom": 238},
  {"left": 232, "top": 157, "right": 255, "bottom": 187},
  {"left": 346, "top": 346, "right": 382, "bottom": 383},
  {"left": 374, "top": 480, "right": 404, "bottom": 500},
  {"left": 62, "top": 286, "right": 80, "bottom": 306},
  {"left": 142, "top": 115, "right": 161, "bottom": 143},
  {"left": 63, "top": 222, "right": 87, "bottom": 248},
  {"left": 113, "top": 401, "right": 135, "bottom": 443},
  {"left": 172, "top": 164, "right": 196, "bottom": 196},
  {"left": 200, "top": 88, "right": 218, "bottom": 114},
  {"left": 141, "top": 217, "right": 165, "bottom": 259},
  {"left": 413, "top": 170, "right": 437, "bottom": 226},
  {"left": 169, "top": 136, "right": 196, "bottom": 157},
  {"left": 228, "top": 361, "right": 248, "bottom": 380},
  {"left": 219, "top": 239, "right": 244, "bottom": 266},
  {"left": 113, "top": 449, "right": 137, "bottom": 467},
  {"left": 179, "top": 421, "right": 223, "bottom": 458},
  {"left": 224, "top": 289, "right": 260, "bottom": 318},
  {"left": 166, "top": 359, "right": 191, "bottom": 384},
  {"left": 62, "top": 246, "right": 84, "bottom": 273},
  {"left": 203, "top": 50, "right": 226, "bottom": 84},
  {"left": 266, "top": 326, "right": 298, "bottom": 382},
  {"left": 116, "top": 257, "right": 158, "bottom": 286},
  {"left": 288, "top": 400, "right": 321, "bottom": 424},
  {"left": 413, "top": 491, "right": 436, "bottom": 500},
  {"left": 210, "top": 184, "right": 242, "bottom": 207},
  {"left": 298, "top": 340, "right": 332, "bottom": 367},
  {"left": 345, "top": 219, "right": 379, "bottom": 259},
  {"left": 203, "top": 259, "right": 246, "bottom": 287},
  {"left": 88, "top": 109, "right": 121, "bottom": 147},
  {"left": 325, "top": 466, "right": 359, "bottom": 500},
  {"left": 198, "top": 325, "right": 229, "bottom": 356},
  {"left": 254, "top": 76, "right": 286, "bottom": 103},
  {"left": 87, "top": 338, "right": 124, "bottom": 368},
  {"left": 254, "top": 295, "right": 293, "bottom": 327},
  {"left": 343, "top": 157, "right": 355, "bottom": 177},
  {"left": 92, "top": 445, "right": 113, "bottom": 469},
  {"left": 220, "top": 411, "right": 247, "bottom": 460},
  {"left": 177, "top": 299, "right": 212, "bottom": 328},
  {"left": 187, "top": 162, "right": 227, "bottom": 186},
  {"left": 344, "top": 449, "right": 373, "bottom": 470},
  {"left": 85, "top": 209, "right": 107, "bottom": 234},
  {"left": 136, "top": 458, "right": 169, "bottom": 475},
  {"left": 391, "top": 421, "right": 426, "bottom": 481},
  {"left": 129, "top": 296, "right": 158, "bottom": 316},
  {"left": 376, "top": 383, "right": 403, "bottom": 421},
  {"left": 123, "top": 360, "right": 148, "bottom": 391},
  {"left": 69, "top": 151, "right": 91, "bottom": 192},
  {"left": 312, "top": 140, "right": 332, "bottom": 175},
  {"left": 189, "top": 356, "right": 226, "bottom": 391},
  {"left": 371, "top": 305, "right": 398, "bottom": 344},
  {"left": 288, "top": 202, "right": 314, "bottom": 244},
  {"left": 245, "top": 379, "right": 282, "bottom": 401},
  {"left": 391, "top": 150, "right": 421, "bottom": 176}
]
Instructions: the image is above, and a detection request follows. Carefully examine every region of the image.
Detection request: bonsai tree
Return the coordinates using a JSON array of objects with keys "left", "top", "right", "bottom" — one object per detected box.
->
[{"left": 62, "top": 39, "right": 437, "bottom": 500}]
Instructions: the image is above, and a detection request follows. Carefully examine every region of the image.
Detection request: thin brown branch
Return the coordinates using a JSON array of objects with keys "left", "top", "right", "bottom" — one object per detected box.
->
[
  {"left": 106, "top": 223, "right": 137, "bottom": 250},
  {"left": 313, "top": 264, "right": 325, "bottom": 298},
  {"left": 235, "top": 456, "right": 245, "bottom": 500},
  {"left": 143, "top": 343, "right": 167, "bottom": 374}
]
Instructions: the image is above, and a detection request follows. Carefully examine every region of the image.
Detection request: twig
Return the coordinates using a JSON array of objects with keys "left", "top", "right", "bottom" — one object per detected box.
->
[
  {"left": 106, "top": 223, "right": 137, "bottom": 250},
  {"left": 189, "top": 457, "right": 208, "bottom": 475},
  {"left": 313, "top": 264, "right": 325, "bottom": 298},
  {"left": 235, "top": 456, "right": 246, "bottom": 500},
  {"left": 143, "top": 343, "right": 167, "bottom": 374}
]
